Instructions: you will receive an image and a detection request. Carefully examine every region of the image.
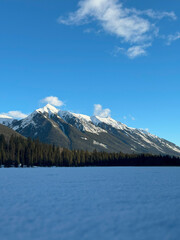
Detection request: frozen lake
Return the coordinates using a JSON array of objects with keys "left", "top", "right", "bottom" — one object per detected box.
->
[{"left": 0, "top": 167, "right": 180, "bottom": 240}]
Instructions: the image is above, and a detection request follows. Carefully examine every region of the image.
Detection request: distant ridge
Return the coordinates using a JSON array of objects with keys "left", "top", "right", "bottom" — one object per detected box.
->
[{"left": 0, "top": 104, "right": 180, "bottom": 157}]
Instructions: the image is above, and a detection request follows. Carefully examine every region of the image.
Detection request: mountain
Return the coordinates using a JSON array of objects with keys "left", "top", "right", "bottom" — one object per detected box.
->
[
  {"left": 0, "top": 114, "right": 14, "bottom": 126},
  {"left": 0, "top": 124, "right": 25, "bottom": 141},
  {"left": 1, "top": 104, "right": 180, "bottom": 156}
]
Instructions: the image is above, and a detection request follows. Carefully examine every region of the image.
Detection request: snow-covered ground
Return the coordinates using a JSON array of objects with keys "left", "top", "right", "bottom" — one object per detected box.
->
[{"left": 0, "top": 167, "right": 180, "bottom": 240}]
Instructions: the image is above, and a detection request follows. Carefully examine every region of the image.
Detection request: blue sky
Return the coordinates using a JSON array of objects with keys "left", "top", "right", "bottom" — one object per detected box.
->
[{"left": 0, "top": 0, "right": 180, "bottom": 146}]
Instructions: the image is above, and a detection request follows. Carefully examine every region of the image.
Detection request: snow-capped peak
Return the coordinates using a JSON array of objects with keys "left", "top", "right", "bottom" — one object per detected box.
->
[
  {"left": 36, "top": 104, "right": 59, "bottom": 116},
  {"left": 10, "top": 104, "right": 59, "bottom": 131}
]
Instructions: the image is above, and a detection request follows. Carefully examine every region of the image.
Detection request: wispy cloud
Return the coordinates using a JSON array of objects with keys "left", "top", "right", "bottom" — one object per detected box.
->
[
  {"left": 41, "top": 96, "right": 64, "bottom": 107},
  {"left": 0, "top": 111, "right": 28, "bottom": 119},
  {"left": 126, "top": 45, "right": 148, "bottom": 58},
  {"left": 115, "top": 43, "right": 151, "bottom": 58},
  {"left": 94, "top": 104, "right": 111, "bottom": 118},
  {"left": 130, "top": 116, "right": 135, "bottom": 121},
  {"left": 166, "top": 32, "right": 180, "bottom": 45},
  {"left": 122, "top": 114, "right": 135, "bottom": 121},
  {"left": 58, "top": 0, "right": 177, "bottom": 58},
  {"left": 127, "top": 8, "right": 177, "bottom": 20},
  {"left": 84, "top": 28, "right": 102, "bottom": 34}
]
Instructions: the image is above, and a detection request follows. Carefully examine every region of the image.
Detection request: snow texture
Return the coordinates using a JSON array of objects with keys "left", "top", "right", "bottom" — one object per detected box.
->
[
  {"left": 0, "top": 167, "right": 180, "bottom": 240},
  {"left": 0, "top": 115, "right": 14, "bottom": 126},
  {"left": 12, "top": 112, "right": 37, "bottom": 131},
  {"left": 59, "top": 110, "right": 106, "bottom": 134},
  {"left": 91, "top": 116, "right": 128, "bottom": 130},
  {"left": 36, "top": 104, "right": 59, "bottom": 116}
]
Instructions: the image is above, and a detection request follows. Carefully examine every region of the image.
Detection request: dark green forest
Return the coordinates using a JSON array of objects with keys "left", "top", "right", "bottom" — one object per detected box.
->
[{"left": 0, "top": 134, "right": 180, "bottom": 167}]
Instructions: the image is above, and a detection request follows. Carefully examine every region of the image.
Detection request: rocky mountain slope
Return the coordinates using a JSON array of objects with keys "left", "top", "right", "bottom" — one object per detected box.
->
[{"left": 1, "top": 104, "right": 180, "bottom": 156}]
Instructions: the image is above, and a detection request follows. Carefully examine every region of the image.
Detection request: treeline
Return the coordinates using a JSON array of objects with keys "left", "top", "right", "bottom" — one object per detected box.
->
[{"left": 0, "top": 134, "right": 180, "bottom": 167}]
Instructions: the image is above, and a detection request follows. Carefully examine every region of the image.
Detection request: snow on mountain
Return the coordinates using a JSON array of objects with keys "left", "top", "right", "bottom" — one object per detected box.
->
[
  {"left": 164, "top": 142, "right": 180, "bottom": 154},
  {"left": 29, "top": 104, "right": 106, "bottom": 135},
  {"left": 11, "top": 104, "right": 60, "bottom": 131},
  {"left": 59, "top": 110, "right": 106, "bottom": 134},
  {"left": 93, "top": 140, "right": 107, "bottom": 149},
  {"left": 0, "top": 114, "right": 14, "bottom": 126},
  {"left": 91, "top": 115, "right": 180, "bottom": 155},
  {"left": 36, "top": 104, "right": 59, "bottom": 116},
  {"left": 9, "top": 104, "right": 106, "bottom": 135},
  {"left": 137, "top": 129, "right": 158, "bottom": 139},
  {"left": 1, "top": 104, "right": 180, "bottom": 156},
  {"left": 12, "top": 112, "right": 37, "bottom": 131},
  {"left": 91, "top": 116, "right": 128, "bottom": 131}
]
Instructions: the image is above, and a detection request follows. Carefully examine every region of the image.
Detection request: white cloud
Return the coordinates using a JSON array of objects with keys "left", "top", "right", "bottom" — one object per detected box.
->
[
  {"left": 126, "top": 44, "right": 151, "bottom": 58},
  {"left": 128, "top": 8, "right": 177, "bottom": 20},
  {"left": 114, "top": 44, "right": 151, "bottom": 58},
  {"left": 127, "top": 45, "right": 147, "bottom": 58},
  {"left": 94, "top": 104, "right": 111, "bottom": 118},
  {"left": 41, "top": 96, "right": 64, "bottom": 107},
  {"left": 166, "top": 32, "right": 180, "bottom": 45},
  {"left": 129, "top": 114, "right": 136, "bottom": 121},
  {"left": 58, "top": 0, "right": 153, "bottom": 43},
  {"left": 0, "top": 114, "right": 13, "bottom": 119},
  {"left": 84, "top": 28, "right": 102, "bottom": 34},
  {"left": 122, "top": 115, "right": 135, "bottom": 121},
  {"left": 58, "top": 0, "right": 177, "bottom": 58},
  {"left": 0, "top": 111, "right": 28, "bottom": 119}
]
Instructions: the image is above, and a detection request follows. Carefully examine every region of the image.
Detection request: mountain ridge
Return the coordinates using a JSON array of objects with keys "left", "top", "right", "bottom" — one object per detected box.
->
[{"left": 1, "top": 104, "right": 180, "bottom": 156}]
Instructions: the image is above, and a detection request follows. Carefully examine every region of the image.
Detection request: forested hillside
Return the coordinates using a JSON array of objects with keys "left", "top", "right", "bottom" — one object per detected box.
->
[
  {"left": 0, "top": 134, "right": 180, "bottom": 167},
  {"left": 0, "top": 124, "right": 24, "bottom": 141}
]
